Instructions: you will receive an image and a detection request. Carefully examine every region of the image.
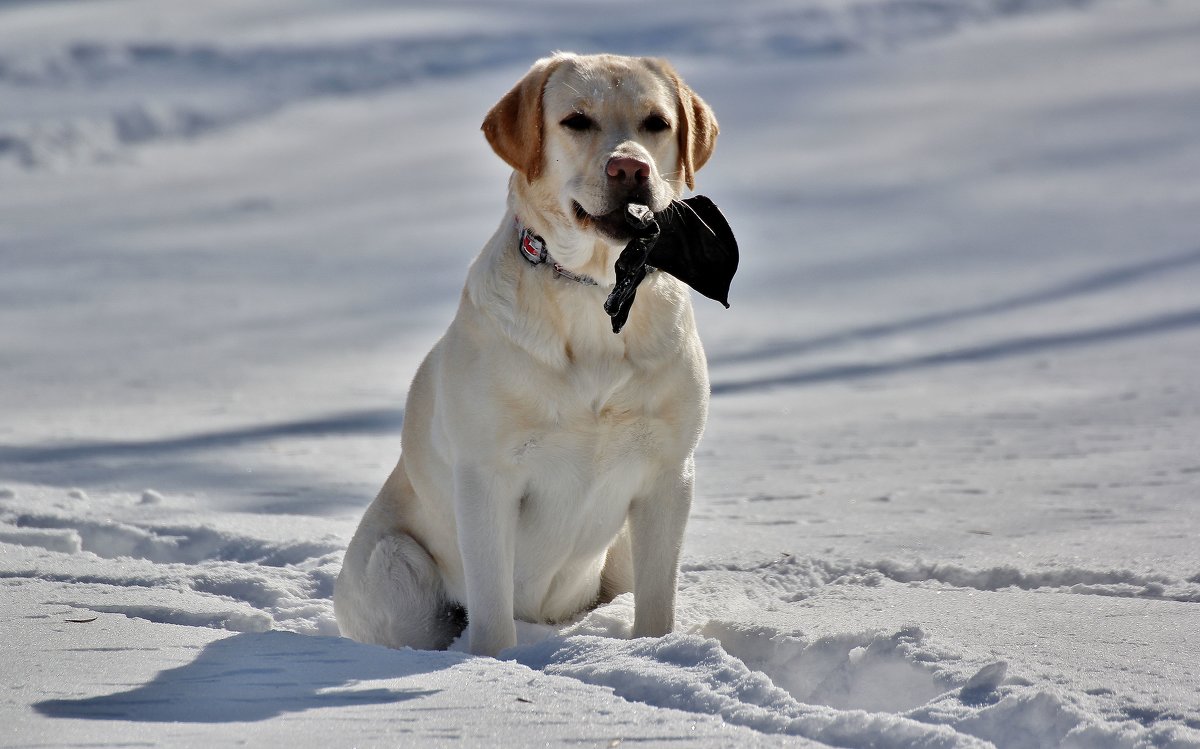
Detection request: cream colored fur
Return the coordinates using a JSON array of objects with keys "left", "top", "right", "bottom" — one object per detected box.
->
[{"left": 334, "top": 53, "right": 719, "bottom": 657}]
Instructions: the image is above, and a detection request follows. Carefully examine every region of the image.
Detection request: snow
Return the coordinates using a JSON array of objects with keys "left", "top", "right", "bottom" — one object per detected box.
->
[{"left": 2, "top": 0, "right": 1199, "bottom": 746}]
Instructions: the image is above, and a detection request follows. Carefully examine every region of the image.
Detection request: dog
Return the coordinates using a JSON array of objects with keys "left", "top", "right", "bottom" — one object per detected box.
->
[{"left": 334, "top": 52, "right": 725, "bottom": 657}]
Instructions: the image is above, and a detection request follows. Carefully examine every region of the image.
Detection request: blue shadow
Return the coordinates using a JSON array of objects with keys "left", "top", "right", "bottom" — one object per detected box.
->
[
  {"left": 34, "top": 630, "right": 461, "bottom": 723},
  {"left": 712, "top": 306, "right": 1200, "bottom": 395}
]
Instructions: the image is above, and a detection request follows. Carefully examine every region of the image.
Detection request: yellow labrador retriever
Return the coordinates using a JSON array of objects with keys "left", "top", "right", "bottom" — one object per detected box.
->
[{"left": 335, "top": 52, "right": 723, "bottom": 656}]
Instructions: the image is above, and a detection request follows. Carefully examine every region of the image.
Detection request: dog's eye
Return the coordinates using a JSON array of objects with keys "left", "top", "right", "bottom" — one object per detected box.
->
[
  {"left": 561, "top": 113, "right": 596, "bottom": 132},
  {"left": 641, "top": 115, "right": 671, "bottom": 133}
]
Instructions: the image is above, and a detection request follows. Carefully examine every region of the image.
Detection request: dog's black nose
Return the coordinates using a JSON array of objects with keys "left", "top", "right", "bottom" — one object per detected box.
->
[{"left": 606, "top": 156, "right": 650, "bottom": 187}]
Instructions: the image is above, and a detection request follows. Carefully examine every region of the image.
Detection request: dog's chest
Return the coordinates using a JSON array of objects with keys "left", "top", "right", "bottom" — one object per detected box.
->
[
  {"left": 507, "top": 403, "right": 659, "bottom": 619},
  {"left": 514, "top": 402, "right": 659, "bottom": 561},
  {"left": 510, "top": 355, "right": 676, "bottom": 511}
]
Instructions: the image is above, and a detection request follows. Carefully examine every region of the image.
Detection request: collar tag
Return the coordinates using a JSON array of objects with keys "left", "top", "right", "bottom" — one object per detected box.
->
[{"left": 519, "top": 227, "right": 548, "bottom": 265}]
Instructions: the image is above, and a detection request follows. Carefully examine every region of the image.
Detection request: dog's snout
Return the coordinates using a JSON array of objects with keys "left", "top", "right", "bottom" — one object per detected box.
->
[{"left": 606, "top": 156, "right": 650, "bottom": 187}]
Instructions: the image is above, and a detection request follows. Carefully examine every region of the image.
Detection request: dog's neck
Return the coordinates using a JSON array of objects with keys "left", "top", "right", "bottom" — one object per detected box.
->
[
  {"left": 466, "top": 206, "right": 689, "bottom": 371},
  {"left": 507, "top": 179, "right": 625, "bottom": 286}
]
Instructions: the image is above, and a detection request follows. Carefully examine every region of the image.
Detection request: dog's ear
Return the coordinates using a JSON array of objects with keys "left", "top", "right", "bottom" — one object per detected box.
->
[
  {"left": 650, "top": 60, "right": 718, "bottom": 191},
  {"left": 678, "top": 81, "right": 718, "bottom": 191},
  {"left": 482, "top": 56, "right": 564, "bottom": 182}
]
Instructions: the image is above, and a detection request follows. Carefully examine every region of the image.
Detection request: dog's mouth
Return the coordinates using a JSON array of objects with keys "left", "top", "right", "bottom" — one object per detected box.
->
[{"left": 573, "top": 200, "right": 645, "bottom": 241}]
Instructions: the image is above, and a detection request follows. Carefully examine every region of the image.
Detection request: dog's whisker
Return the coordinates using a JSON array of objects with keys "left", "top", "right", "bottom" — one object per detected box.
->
[{"left": 671, "top": 198, "right": 716, "bottom": 236}]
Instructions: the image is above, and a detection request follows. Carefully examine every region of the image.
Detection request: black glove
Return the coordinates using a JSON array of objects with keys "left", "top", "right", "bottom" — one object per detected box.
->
[{"left": 604, "top": 196, "right": 739, "bottom": 333}]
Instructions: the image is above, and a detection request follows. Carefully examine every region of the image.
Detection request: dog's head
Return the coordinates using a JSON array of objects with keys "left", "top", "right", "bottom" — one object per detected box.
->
[{"left": 483, "top": 53, "right": 717, "bottom": 276}]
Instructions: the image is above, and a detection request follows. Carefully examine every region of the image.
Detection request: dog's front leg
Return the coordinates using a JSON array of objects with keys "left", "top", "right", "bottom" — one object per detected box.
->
[
  {"left": 453, "top": 464, "right": 522, "bottom": 657},
  {"left": 629, "top": 459, "right": 695, "bottom": 638}
]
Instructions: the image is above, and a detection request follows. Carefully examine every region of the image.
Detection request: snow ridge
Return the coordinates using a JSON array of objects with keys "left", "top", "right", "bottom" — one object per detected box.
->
[
  {"left": 0, "top": 487, "right": 342, "bottom": 635},
  {"left": 513, "top": 634, "right": 987, "bottom": 749},
  {"left": 684, "top": 554, "right": 1200, "bottom": 604},
  {"left": 509, "top": 594, "right": 1199, "bottom": 748},
  {"left": 9, "top": 510, "right": 340, "bottom": 566}
]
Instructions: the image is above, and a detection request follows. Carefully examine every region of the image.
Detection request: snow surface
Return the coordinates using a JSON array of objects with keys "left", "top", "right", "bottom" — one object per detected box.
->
[{"left": 2, "top": 0, "right": 1199, "bottom": 746}]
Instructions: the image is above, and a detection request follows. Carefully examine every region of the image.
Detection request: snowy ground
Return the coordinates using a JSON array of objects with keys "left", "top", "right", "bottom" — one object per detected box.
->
[{"left": 2, "top": 0, "right": 1199, "bottom": 746}]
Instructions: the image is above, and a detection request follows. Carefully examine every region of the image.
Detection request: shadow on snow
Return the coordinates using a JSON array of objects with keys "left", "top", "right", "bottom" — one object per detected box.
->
[
  {"left": 712, "top": 306, "right": 1200, "bottom": 395},
  {"left": 711, "top": 246, "right": 1200, "bottom": 367},
  {"left": 34, "top": 630, "right": 459, "bottom": 723},
  {"left": 0, "top": 407, "right": 404, "bottom": 465},
  {"left": 0, "top": 407, "right": 404, "bottom": 513}
]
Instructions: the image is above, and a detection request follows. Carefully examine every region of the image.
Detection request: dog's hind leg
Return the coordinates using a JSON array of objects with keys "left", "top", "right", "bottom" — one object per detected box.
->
[
  {"left": 335, "top": 481, "right": 463, "bottom": 650},
  {"left": 335, "top": 530, "right": 462, "bottom": 650}
]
